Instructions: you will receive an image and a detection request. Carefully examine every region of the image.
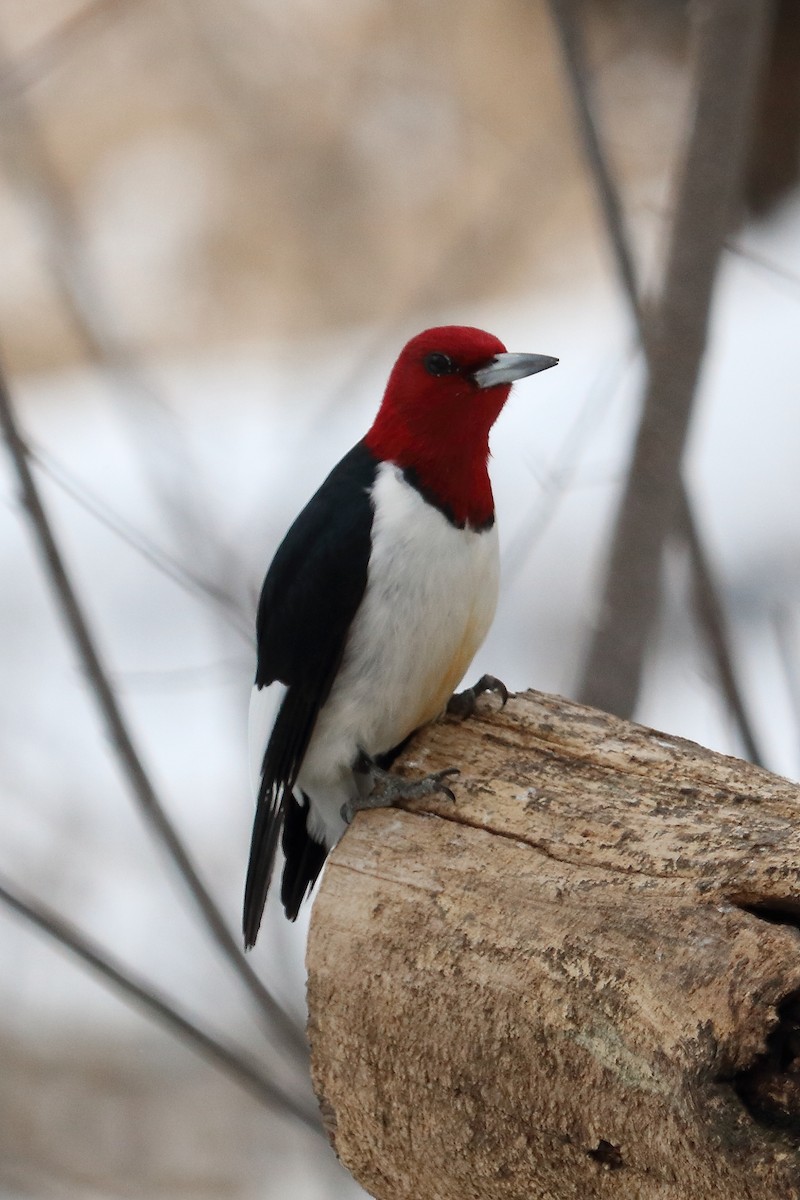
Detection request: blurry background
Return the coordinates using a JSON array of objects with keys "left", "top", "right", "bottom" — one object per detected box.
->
[{"left": 1, "top": 0, "right": 799, "bottom": 1196}]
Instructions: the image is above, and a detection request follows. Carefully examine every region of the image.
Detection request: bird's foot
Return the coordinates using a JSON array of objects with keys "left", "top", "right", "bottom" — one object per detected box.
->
[
  {"left": 446, "top": 673, "right": 508, "bottom": 720},
  {"left": 341, "top": 755, "right": 459, "bottom": 825}
]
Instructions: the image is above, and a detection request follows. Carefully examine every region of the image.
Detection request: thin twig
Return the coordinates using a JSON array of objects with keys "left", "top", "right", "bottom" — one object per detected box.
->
[
  {"left": 0, "top": 356, "right": 307, "bottom": 1064},
  {"left": 547, "top": 0, "right": 647, "bottom": 342},
  {"left": 677, "top": 491, "right": 764, "bottom": 767},
  {"left": 30, "top": 442, "right": 253, "bottom": 642},
  {"left": 0, "top": 34, "right": 250, "bottom": 624},
  {"left": 113, "top": 657, "right": 249, "bottom": 691},
  {"left": 772, "top": 603, "right": 800, "bottom": 763},
  {"left": 0, "top": 0, "right": 127, "bottom": 102},
  {"left": 726, "top": 239, "right": 800, "bottom": 297},
  {"left": 635, "top": 197, "right": 800, "bottom": 298},
  {"left": 0, "top": 870, "right": 320, "bottom": 1134},
  {"left": 502, "top": 340, "right": 635, "bottom": 586}
]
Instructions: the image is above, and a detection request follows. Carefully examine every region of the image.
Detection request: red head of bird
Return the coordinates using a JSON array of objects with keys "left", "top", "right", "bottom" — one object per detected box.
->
[{"left": 365, "top": 325, "right": 557, "bottom": 529}]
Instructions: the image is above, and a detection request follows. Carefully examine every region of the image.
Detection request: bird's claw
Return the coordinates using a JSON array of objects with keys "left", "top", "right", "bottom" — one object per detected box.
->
[
  {"left": 446, "top": 673, "right": 509, "bottom": 720},
  {"left": 422, "top": 766, "right": 460, "bottom": 803},
  {"left": 341, "top": 764, "right": 460, "bottom": 824}
]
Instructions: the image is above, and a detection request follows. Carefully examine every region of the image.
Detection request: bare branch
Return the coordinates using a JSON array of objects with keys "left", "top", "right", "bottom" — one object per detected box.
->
[
  {"left": 772, "top": 603, "right": 800, "bottom": 758},
  {"left": 0, "top": 0, "right": 127, "bottom": 102},
  {"left": 725, "top": 238, "right": 800, "bottom": 297},
  {"left": 548, "top": 0, "right": 767, "bottom": 766},
  {"left": 0, "top": 33, "right": 250, "bottom": 621},
  {"left": 0, "top": 870, "right": 320, "bottom": 1134},
  {"left": 745, "top": 0, "right": 800, "bottom": 216},
  {"left": 547, "top": 0, "right": 646, "bottom": 341},
  {"left": 676, "top": 489, "right": 764, "bottom": 767},
  {"left": 568, "top": 0, "right": 771, "bottom": 717},
  {"left": 502, "top": 343, "right": 634, "bottom": 588},
  {"left": 30, "top": 442, "right": 253, "bottom": 642},
  {"left": 0, "top": 355, "right": 306, "bottom": 1063}
]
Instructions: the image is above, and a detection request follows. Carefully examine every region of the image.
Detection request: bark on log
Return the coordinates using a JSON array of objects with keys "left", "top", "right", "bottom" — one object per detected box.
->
[{"left": 306, "top": 690, "right": 800, "bottom": 1200}]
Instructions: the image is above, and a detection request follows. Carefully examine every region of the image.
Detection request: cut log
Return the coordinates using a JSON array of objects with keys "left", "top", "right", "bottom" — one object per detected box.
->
[{"left": 306, "top": 690, "right": 800, "bottom": 1200}]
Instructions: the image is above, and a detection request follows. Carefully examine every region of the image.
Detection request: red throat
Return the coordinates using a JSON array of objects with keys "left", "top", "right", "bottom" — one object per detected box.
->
[
  {"left": 364, "top": 327, "right": 512, "bottom": 529},
  {"left": 365, "top": 409, "right": 503, "bottom": 528}
]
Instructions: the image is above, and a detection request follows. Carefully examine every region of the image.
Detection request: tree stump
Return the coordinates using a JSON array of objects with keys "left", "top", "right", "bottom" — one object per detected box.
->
[{"left": 306, "top": 690, "right": 800, "bottom": 1200}]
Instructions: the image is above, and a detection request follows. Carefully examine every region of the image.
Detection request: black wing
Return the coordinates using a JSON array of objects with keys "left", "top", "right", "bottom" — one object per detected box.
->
[{"left": 243, "top": 440, "right": 377, "bottom": 945}]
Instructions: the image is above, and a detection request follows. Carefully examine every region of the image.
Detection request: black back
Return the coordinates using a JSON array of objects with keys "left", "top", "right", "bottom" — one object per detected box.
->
[{"left": 243, "top": 440, "right": 377, "bottom": 945}]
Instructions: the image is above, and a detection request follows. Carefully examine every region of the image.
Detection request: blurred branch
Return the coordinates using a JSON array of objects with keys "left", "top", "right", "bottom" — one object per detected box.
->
[
  {"left": 745, "top": 0, "right": 800, "bottom": 216},
  {"left": 29, "top": 441, "right": 253, "bottom": 642},
  {"left": 637, "top": 197, "right": 800, "bottom": 298},
  {"left": 501, "top": 342, "right": 634, "bottom": 587},
  {"left": 0, "top": 354, "right": 307, "bottom": 1064},
  {"left": 547, "top": 0, "right": 645, "bottom": 338},
  {"left": 552, "top": 0, "right": 771, "bottom": 724},
  {"left": 773, "top": 603, "right": 800, "bottom": 759},
  {"left": 0, "top": 870, "right": 320, "bottom": 1134},
  {"left": 677, "top": 490, "right": 763, "bottom": 766},
  {"left": 112, "top": 657, "right": 248, "bottom": 691},
  {"left": 726, "top": 239, "right": 800, "bottom": 298},
  {"left": 0, "top": 0, "right": 126, "bottom": 101},
  {"left": 548, "top": 0, "right": 766, "bottom": 766},
  {"left": 0, "top": 34, "right": 250, "bottom": 626}
]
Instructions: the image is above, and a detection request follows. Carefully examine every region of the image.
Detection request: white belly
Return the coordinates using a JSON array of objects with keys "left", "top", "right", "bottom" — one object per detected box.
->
[{"left": 298, "top": 462, "right": 499, "bottom": 844}]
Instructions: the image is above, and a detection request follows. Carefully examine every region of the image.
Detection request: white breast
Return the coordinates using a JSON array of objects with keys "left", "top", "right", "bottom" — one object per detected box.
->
[{"left": 298, "top": 461, "right": 499, "bottom": 843}]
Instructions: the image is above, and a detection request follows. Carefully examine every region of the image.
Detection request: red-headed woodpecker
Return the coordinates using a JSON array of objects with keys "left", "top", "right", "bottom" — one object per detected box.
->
[{"left": 244, "top": 326, "right": 557, "bottom": 946}]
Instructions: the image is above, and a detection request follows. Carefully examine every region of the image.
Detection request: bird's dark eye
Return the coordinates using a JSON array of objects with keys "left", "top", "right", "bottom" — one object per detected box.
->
[{"left": 424, "top": 352, "right": 455, "bottom": 377}]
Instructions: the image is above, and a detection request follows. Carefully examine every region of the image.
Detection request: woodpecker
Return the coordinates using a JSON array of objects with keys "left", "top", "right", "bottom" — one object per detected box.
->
[{"left": 244, "top": 326, "right": 557, "bottom": 947}]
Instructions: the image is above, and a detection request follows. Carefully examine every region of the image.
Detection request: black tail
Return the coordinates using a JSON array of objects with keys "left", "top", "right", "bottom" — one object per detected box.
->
[
  {"left": 243, "top": 686, "right": 322, "bottom": 947},
  {"left": 242, "top": 775, "right": 283, "bottom": 950},
  {"left": 280, "top": 792, "right": 328, "bottom": 921}
]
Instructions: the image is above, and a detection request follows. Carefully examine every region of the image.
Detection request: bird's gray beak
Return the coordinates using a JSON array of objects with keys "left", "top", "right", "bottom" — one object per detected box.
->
[{"left": 473, "top": 352, "right": 559, "bottom": 390}]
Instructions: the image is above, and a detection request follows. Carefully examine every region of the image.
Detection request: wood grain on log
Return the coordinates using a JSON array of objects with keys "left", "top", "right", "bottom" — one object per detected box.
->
[{"left": 306, "top": 691, "right": 800, "bottom": 1200}]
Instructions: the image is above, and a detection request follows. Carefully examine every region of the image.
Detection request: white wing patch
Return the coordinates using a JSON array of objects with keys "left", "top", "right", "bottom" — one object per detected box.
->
[{"left": 248, "top": 681, "right": 286, "bottom": 796}]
